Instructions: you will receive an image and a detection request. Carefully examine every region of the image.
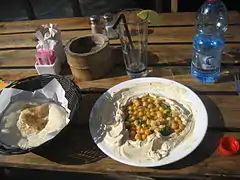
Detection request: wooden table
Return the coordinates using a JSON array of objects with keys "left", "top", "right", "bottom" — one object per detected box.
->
[{"left": 0, "top": 11, "right": 240, "bottom": 179}]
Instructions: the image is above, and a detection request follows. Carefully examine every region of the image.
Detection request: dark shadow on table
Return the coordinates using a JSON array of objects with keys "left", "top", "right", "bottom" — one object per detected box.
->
[
  {"left": 111, "top": 46, "right": 159, "bottom": 65},
  {"left": 148, "top": 51, "right": 162, "bottom": 65},
  {"left": 103, "top": 47, "right": 160, "bottom": 78},
  {"left": 153, "top": 89, "right": 225, "bottom": 170},
  {"left": 217, "top": 73, "right": 234, "bottom": 83},
  {"left": 126, "top": 29, "right": 154, "bottom": 36},
  {"left": 33, "top": 93, "right": 107, "bottom": 165},
  {"left": 148, "top": 29, "right": 154, "bottom": 35},
  {"left": 215, "top": 47, "right": 240, "bottom": 83}
]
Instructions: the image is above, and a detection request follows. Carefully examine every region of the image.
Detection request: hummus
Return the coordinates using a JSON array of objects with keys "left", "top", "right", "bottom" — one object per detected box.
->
[{"left": 92, "top": 82, "right": 195, "bottom": 162}]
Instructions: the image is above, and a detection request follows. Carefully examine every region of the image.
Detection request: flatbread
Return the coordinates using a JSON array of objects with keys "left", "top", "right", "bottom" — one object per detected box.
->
[{"left": 17, "top": 103, "right": 49, "bottom": 137}]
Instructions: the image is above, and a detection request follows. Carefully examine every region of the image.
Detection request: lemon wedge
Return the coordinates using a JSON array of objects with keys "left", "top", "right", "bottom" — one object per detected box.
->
[{"left": 137, "top": 10, "right": 161, "bottom": 26}]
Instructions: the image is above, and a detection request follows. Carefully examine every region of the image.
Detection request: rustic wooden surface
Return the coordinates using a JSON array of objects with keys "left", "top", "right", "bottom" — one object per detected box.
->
[{"left": 0, "top": 11, "right": 240, "bottom": 179}]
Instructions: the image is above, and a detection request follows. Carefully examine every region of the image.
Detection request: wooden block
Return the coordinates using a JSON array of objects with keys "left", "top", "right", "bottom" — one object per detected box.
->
[{"left": 171, "top": 0, "right": 178, "bottom": 12}]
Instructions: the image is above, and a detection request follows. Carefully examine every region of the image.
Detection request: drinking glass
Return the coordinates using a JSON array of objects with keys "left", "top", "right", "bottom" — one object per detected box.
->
[{"left": 118, "top": 9, "right": 148, "bottom": 78}]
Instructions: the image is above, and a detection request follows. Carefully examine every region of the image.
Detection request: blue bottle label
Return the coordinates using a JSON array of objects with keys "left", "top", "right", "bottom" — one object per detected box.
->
[{"left": 192, "top": 52, "right": 220, "bottom": 70}]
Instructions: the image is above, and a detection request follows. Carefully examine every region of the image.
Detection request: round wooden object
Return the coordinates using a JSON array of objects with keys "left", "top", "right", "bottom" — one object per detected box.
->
[{"left": 65, "top": 34, "right": 113, "bottom": 81}]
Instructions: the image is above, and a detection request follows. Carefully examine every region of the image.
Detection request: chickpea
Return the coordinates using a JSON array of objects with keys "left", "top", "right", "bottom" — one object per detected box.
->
[
  {"left": 154, "top": 99, "right": 159, "bottom": 104},
  {"left": 138, "top": 111, "right": 144, "bottom": 117},
  {"left": 176, "top": 119, "right": 182, "bottom": 124},
  {"left": 134, "top": 100, "right": 141, "bottom": 106},
  {"left": 128, "top": 110, "right": 132, "bottom": 115},
  {"left": 174, "top": 116, "right": 180, "bottom": 121},
  {"left": 159, "top": 107, "right": 163, "bottom": 111},
  {"left": 141, "top": 124, "right": 146, "bottom": 128},
  {"left": 163, "top": 110, "right": 168, "bottom": 114},
  {"left": 136, "top": 126, "right": 141, "bottom": 131},
  {"left": 150, "top": 112, "right": 156, "bottom": 117},
  {"left": 133, "top": 111, "right": 138, "bottom": 115},
  {"left": 134, "top": 120, "right": 139, "bottom": 126},
  {"left": 142, "top": 101, "right": 148, "bottom": 107},
  {"left": 142, "top": 116, "right": 148, "bottom": 121},
  {"left": 140, "top": 128, "right": 145, "bottom": 134},
  {"left": 131, "top": 116, "right": 137, "bottom": 121},
  {"left": 134, "top": 106, "right": 139, "bottom": 111},
  {"left": 130, "top": 130, "right": 136, "bottom": 137},
  {"left": 146, "top": 112, "right": 151, "bottom": 117},
  {"left": 145, "top": 129, "right": 151, "bottom": 135},
  {"left": 148, "top": 104, "right": 154, "bottom": 109},
  {"left": 175, "top": 128, "right": 183, "bottom": 133},
  {"left": 154, "top": 128, "right": 159, "bottom": 134},
  {"left": 135, "top": 133, "right": 142, "bottom": 140},
  {"left": 128, "top": 106, "right": 133, "bottom": 111},
  {"left": 142, "top": 134, "right": 147, "bottom": 140},
  {"left": 171, "top": 122, "right": 179, "bottom": 130},
  {"left": 147, "top": 98, "right": 152, "bottom": 103},
  {"left": 151, "top": 120, "right": 156, "bottom": 127},
  {"left": 130, "top": 126, "right": 136, "bottom": 131},
  {"left": 166, "top": 117, "right": 171, "bottom": 121},
  {"left": 159, "top": 125, "right": 166, "bottom": 129},
  {"left": 146, "top": 119, "right": 151, "bottom": 125},
  {"left": 156, "top": 111, "right": 163, "bottom": 118}
]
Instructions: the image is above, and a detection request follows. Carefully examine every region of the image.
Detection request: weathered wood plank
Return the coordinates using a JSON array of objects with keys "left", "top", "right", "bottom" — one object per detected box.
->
[
  {"left": 0, "top": 26, "right": 240, "bottom": 49},
  {"left": 0, "top": 66, "right": 237, "bottom": 91},
  {"left": 0, "top": 12, "right": 239, "bottom": 35},
  {"left": 0, "top": 131, "right": 239, "bottom": 177},
  {"left": 0, "top": 44, "right": 239, "bottom": 67},
  {"left": 0, "top": 26, "right": 239, "bottom": 50}
]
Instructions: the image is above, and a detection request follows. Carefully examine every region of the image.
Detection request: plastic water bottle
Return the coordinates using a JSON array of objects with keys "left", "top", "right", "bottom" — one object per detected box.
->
[{"left": 191, "top": 0, "right": 228, "bottom": 84}]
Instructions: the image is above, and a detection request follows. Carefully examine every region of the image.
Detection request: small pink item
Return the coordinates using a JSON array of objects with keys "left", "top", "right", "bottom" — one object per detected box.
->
[
  {"left": 34, "top": 50, "right": 61, "bottom": 75},
  {"left": 35, "top": 50, "right": 56, "bottom": 65}
]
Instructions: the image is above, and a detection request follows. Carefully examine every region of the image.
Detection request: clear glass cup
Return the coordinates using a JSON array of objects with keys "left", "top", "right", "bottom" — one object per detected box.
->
[{"left": 118, "top": 9, "right": 148, "bottom": 78}]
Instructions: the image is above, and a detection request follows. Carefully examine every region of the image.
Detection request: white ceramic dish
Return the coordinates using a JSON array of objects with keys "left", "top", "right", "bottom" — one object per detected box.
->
[{"left": 89, "top": 77, "right": 208, "bottom": 167}]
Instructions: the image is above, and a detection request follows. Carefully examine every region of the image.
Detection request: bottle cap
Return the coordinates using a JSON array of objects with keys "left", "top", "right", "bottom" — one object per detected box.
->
[
  {"left": 90, "top": 15, "right": 100, "bottom": 22},
  {"left": 103, "top": 13, "right": 113, "bottom": 22},
  {"left": 218, "top": 136, "right": 239, "bottom": 156}
]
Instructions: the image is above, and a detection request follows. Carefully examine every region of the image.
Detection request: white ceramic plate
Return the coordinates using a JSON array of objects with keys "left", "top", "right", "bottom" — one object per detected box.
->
[{"left": 89, "top": 77, "right": 208, "bottom": 167}]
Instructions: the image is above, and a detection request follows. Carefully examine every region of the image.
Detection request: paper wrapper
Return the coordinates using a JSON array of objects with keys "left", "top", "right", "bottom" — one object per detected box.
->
[
  {"left": 35, "top": 24, "right": 66, "bottom": 65},
  {"left": 0, "top": 79, "right": 70, "bottom": 149}
]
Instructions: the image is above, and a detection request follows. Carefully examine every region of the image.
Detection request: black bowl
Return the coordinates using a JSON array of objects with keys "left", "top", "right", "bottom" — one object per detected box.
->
[{"left": 0, "top": 74, "right": 81, "bottom": 155}]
